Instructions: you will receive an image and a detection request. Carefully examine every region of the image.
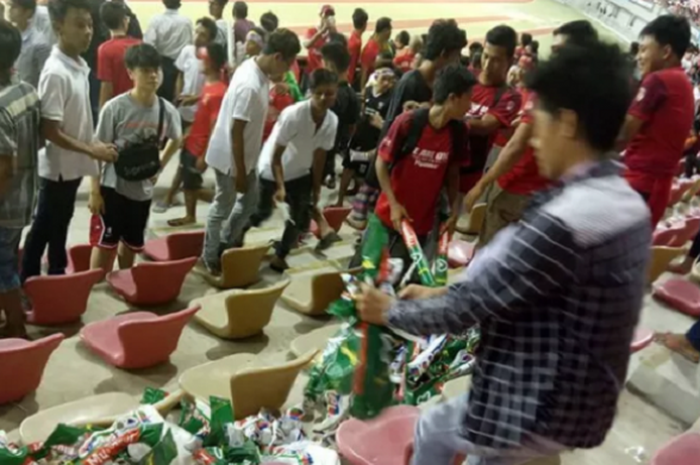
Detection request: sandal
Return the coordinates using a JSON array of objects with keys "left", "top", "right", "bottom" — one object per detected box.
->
[
  {"left": 655, "top": 332, "right": 700, "bottom": 363},
  {"left": 167, "top": 217, "right": 196, "bottom": 227}
]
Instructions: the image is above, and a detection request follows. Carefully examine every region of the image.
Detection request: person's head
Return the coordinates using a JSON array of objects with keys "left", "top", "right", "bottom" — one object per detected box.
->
[
  {"left": 394, "top": 30, "right": 410, "bottom": 50},
  {"left": 552, "top": 20, "right": 598, "bottom": 53},
  {"left": 374, "top": 16, "right": 392, "bottom": 43},
  {"left": 48, "top": 0, "right": 93, "bottom": 54},
  {"left": 328, "top": 31, "right": 347, "bottom": 47},
  {"left": 99, "top": 1, "right": 128, "bottom": 32},
  {"left": 124, "top": 43, "right": 161, "bottom": 94},
  {"left": 638, "top": 15, "right": 691, "bottom": 76},
  {"left": 208, "top": 0, "right": 227, "bottom": 19},
  {"left": 371, "top": 65, "right": 396, "bottom": 94},
  {"left": 259, "top": 27, "right": 301, "bottom": 76},
  {"left": 526, "top": 40, "right": 539, "bottom": 55},
  {"left": 195, "top": 17, "right": 217, "bottom": 47},
  {"left": 199, "top": 42, "right": 227, "bottom": 75},
  {"left": 482, "top": 25, "right": 517, "bottom": 85},
  {"left": 352, "top": 7, "right": 368, "bottom": 33},
  {"left": 409, "top": 34, "right": 423, "bottom": 54},
  {"left": 433, "top": 64, "right": 477, "bottom": 119},
  {"left": 468, "top": 41, "right": 483, "bottom": 57},
  {"left": 520, "top": 32, "right": 532, "bottom": 48},
  {"left": 162, "top": 0, "right": 181, "bottom": 10},
  {"left": 232, "top": 1, "right": 247, "bottom": 20},
  {"left": 526, "top": 41, "right": 632, "bottom": 179},
  {"left": 308, "top": 68, "right": 338, "bottom": 112},
  {"left": 0, "top": 20, "right": 21, "bottom": 85},
  {"left": 424, "top": 19, "right": 467, "bottom": 68},
  {"left": 321, "top": 40, "right": 350, "bottom": 74},
  {"left": 245, "top": 26, "right": 265, "bottom": 57},
  {"left": 470, "top": 52, "right": 482, "bottom": 70},
  {"left": 8, "top": 0, "right": 37, "bottom": 30},
  {"left": 630, "top": 41, "right": 639, "bottom": 56},
  {"left": 319, "top": 4, "right": 335, "bottom": 32},
  {"left": 260, "top": 11, "right": 278, "bottom": 33}
]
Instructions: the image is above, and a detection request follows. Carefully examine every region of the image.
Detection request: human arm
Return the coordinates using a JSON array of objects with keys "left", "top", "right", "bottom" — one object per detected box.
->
[
  {"left": 376, "top": 116, "right": 411, "bottom": 230},
  {"left": 468, "top": 89, "right": 522, "bottom": 136},
  {"left": 444, "top": 156, "right": 461, "bottom": 235},
  {"left": 159, "top": 104, "right": 184, "bottom": 172},
  {"left": 0, "top": 112, "right": 16, "bottom": 198},
  {"left": 271, "top": 144, "right": 287, "bottom": 202},
  {"left": 302, "top": 26, "right": 326, "bottom": 49},
  {"left": 174, "top": 71, "right": 185, "bottom": 103},
  {"left": 312, "top": 148, "right": 326, "bottom": 205},
  {"left": 617, "top": 74, "right": 667, "bottom": 150},
  {"left": 98, "top": 82, "right": 113, "bottom": 110}
]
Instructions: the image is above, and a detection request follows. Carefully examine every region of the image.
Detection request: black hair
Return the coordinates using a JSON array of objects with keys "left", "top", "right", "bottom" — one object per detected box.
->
[
  {"left": 396, "top": 30, "right": 410, "bottom": 47},
  {"left": 321, "top": 40, "right": 350, "bottom": 73},
  {"left": 329, "top": 31, "right": 347, "bottom": 47},
  {"left": 263, "top": 28, "right": 301, "bottom": 61},
  {"left": 433, "top": 64, "right": 477, "bottom": 104},
  {"left": 352, "top": 8, "right": 368, "bottom": 30},
  {"left": 11, "top": 0, "right": 36, "bottom": 13},
  {"left": 100, "top": 1, "right": 126, "bottom": 30},
  {"left": 162, "top": 0, "right": 181, "bottom": 10},
  {"left": 424, "top": 19, "right": 467, "bottom": 61},
  {"left": 529, "top": 40, "right": 539, "bottom": 54},
  {"left": 0, "top": 20, "right": 21, "bottom": 84},
  {"left": 521, "top": 32, "right": 533, "bottom": 47},
  {"left": 640, "top": 14, "right": 691, "bottom": 59},
  {"left": 206, "top": 42, "right": 227, "bottom": 70},
  {"left": 124, "top": 43, "right": 161, "bottom": 70},
  {"left": 48, "top": 0, "right": 91, "bottom": 24},
  {"left": 468, "top": 41, "right": 483, "bottom": 55},
  {"left": 485, "top": 24, "right": 517, "bottom": 58},
  {"left": 260, "top": 11, "right": 278, "bottom": 33},
  {"left": 630, "top": 41, "right": 639, "bottom": 55},
  {"left": 553, "top": 20, "right": 598, "bottom": 46},
  {"left": 471, "top": 52, "right": 482, "bottom": 69},
  {"left": 232, "top": 1, "right": 247, "bottom": 19},
  {"left": 375, "top": 16, "right": 392, "bottom": 34},
  {"left": 196, "top": 17, "right": 218, "bottom": 42},
  {"left": 309, "top": 68, "right": 338, "bottom": 89},
  {"left": 212, "top": 0, "right": 228, "bottom": 6},
  {"left": 526, "top": 41, "right": 632, "bottom": 152}
]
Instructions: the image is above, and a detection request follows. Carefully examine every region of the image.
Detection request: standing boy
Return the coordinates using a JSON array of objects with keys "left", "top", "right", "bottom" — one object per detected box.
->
[
  {"left": 252, "top": 68, "right": 339, "bottom": 271},
  {"left": 22, "top": 0, "right": 118, "bottom": 281},
  {"left": 144, "top": 0, "right": 193, "bottom": 102},
  {"left": 8, "top": 0, "right": 52, "bottom": 89},
  {"left": 347, "top": 8, "right": 368, "bottom": 88},
  {"left": 231, "top": 1, "right": 253, "bottom": 65},
  {"left": 0, "top": 20, "right": 41, "bottom": 338},
  {"left": 360, "top": 16, "right": 392, "bottom": 90},
  {"left": 303, "top": 4, "right": 336, "bottom": 75},
  {"left": 97, "top": 1, "right": 141, "bottom": 108},
  {"left": 90, "top": 44, "right": 182, "bottom": 273},
  {"left": 202, "top": 28, "right": 301, "bottom": 274},
  {"left": 208, "top": 0, "right": 229, "bottom": 51}
]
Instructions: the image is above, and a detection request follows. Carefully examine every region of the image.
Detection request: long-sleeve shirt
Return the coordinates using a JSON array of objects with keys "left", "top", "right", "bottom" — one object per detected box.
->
[{"left": 388, "top": 160, "right": 651, "bottom": 450}]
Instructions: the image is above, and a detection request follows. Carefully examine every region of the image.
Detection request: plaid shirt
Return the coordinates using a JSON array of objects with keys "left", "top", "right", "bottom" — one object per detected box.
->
[{"left": 388, "top": 160, "right": 651, "bottom": 450}]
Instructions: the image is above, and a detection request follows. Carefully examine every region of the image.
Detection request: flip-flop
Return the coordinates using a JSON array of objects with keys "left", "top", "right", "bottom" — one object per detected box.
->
[{"left": 167, "top": 218, "right": 196, "bottom": 227}]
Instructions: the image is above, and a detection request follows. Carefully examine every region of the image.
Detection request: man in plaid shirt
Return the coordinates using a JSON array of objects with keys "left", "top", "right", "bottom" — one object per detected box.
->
[{"left": 357, "top": 40, "right": 652, "bottom": 464}]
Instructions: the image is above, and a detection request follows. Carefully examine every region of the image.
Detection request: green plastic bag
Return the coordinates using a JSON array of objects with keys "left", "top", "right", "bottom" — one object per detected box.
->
[
  {"left": 304, "top": 324, "right": 360, "bottom": 400},
  {"left": 136, "top": 428, "right": 179, "bottom": 465},
  {"left": 204, "top": 397, "right": 235, "bottom": 447},
  {"left": 193, "top": 441, "right": 261, "bottom": 465},
  {"left": 140, "top": 387, "right": 168, "bottom": 405}
]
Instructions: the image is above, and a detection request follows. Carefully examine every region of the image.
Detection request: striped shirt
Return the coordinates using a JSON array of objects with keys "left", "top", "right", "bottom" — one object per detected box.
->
[
  {"left": 0, "top": 81, "right": 41, "bottom": 228},
  {"left": 16, "top": 26, "right": 52, "bottom": 89},
  {"left": 388, "top": 160, "right": 651, "bottom": 450}
]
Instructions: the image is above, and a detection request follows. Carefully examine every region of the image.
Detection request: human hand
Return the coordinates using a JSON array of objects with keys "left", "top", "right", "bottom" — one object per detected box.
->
[
  {"left": 441, "top": 213, "right": 459, "bottom": 237},
  {"left": 235, "top": 174, "right": 248, "bottom": 194},
  {"left": 274, "top": 187, "right": 286, "bottom": 204},
  {"left": 90, "top": 143, "right": 118, "bottom": 163},
  {"left": 398, "top": 284, "right": 445, "bottom": 301},
  {"left": 195, "top": 156, "right": 207, "bottom": 172},
  {"left": 403, "top": 100, "right": 420, "bottom": 112},
  {"left": 355, "top": 283, "right": 393, "bottom": 326},
  {"left": 370, "top": 112, "right": 384, "bottom": 129},
  {"left": 390, "top": 202, "right": 411, "bottom": 231},
  {"left": 88, "top": 190, "right": 104, "bottom": 215},
  {"left": 177, "top": 94, "right": 199, "bottom": 106},
  {"left": 463, "top": 182, "right": 486, "bottom": 213}
]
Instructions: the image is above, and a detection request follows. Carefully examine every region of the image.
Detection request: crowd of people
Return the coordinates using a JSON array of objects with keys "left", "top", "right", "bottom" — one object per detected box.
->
[{"left": 0, "top": 0, "right": 699, "bottom": 461}]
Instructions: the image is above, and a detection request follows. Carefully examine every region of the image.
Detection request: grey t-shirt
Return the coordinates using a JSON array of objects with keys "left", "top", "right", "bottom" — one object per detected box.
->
[{"left": 96, "top": 93, "right": 181, "bottom": 201}]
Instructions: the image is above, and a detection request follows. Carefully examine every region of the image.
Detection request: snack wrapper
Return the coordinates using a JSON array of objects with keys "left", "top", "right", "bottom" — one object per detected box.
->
[
  {"left": 433, "top": 228, "right": 450, "bottom": 286},
  {"left": 399, "top": 220, "right": 436, "bottom": 287},
  {"left": 140, "top": 387, "right": 168, "bottom": 405}
]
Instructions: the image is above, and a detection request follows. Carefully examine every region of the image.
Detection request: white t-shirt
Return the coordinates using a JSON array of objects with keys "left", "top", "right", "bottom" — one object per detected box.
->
[
  {"left": 143, "top": 9, "right": 194, "bottom": 60},
  {"left": 258, "top": 100, "right": 338, "bottom": 182},
  {"left": 38, "top": 46, "right": 99, "bottom": 181},
  {"left": 205, "top": 57, "right": 269, "bottom": 178},
  {"left": 175, "top": 45, "right": 205, "bottom": 123}
]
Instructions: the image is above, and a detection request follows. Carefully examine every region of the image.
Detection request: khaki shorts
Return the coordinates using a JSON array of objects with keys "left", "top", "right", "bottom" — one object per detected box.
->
[{"left": 477, "top": 185, "right": 531, "bottom": 249}]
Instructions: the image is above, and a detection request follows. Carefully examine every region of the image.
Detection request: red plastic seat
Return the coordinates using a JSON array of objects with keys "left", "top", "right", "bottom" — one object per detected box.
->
[
  {"left": 0, "top": 334, "right": 64, "bottom": 404},
  {"left": 24, "top": 269, "right": 103, "bottom": 325},
  {"left": 669, "top": 180, "right": 693, "bottom": 206},
  {"left": 631, "top": 327, "right": 653, "bottom": 353},
  {"left": 80, "top": 306, "right": 199, "bottom": 369},
  {"left": 653, "top": 278, "right": 700, "bottom": 317},
  {"left": 651, "top": 432, "right": 700, "bottom": 465},
  {"left": 310, "top": 207, "right": 351, "bottom": 238},
  {"left": 653, "top": 223, "right": 686, "bottom": 247},
  {"left": 448, "top": 240, "right": 475, "bottom": 269},
  {"left": 142, "top": 230, "right": 205, "bottom": 262},
  {"left": 106, "top": 257, "right": 197, "bottom": 306},
  {"left": 66, "top": 244, "right": 93, "bottom": 274},
  {"left": 337, "top": 405, "right": 420, "bottom": 465},
  {"left": 670, "top": 217, "right": 700, "bottom": 247}
]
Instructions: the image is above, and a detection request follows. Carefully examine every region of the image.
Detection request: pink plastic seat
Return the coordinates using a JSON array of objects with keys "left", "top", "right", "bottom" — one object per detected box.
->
[
  {"left": 631, "top": 327, "right": 653, "bottom": 353},
  {"left": 653, "top": 278, "right": 700, "bottom": 317},
  {"left": 653, "top": 223, "right": 686, "bottom": 247},
  {"left": 310, "top": 207, "right": 351, "bottom": 238},
  {"left": 106, "top": 257, "right": 197, "bottom": 306},
  {"left": 337, "top": 405, "right": 420, "bottom": 465},
  {"left": 669, "top": 180, "right": 693, "bottom": 206},
  {"left": 142, "top": 231, "right": 205, "bottom": 262},
  {"left": 66, "top": 244, "right": 93, "bottom": 274},
  {"left": 24, "top": 269, "right": 103, "bottom": 325},
  {"left": 651, "top": 432, "right": 700, "bottom": 465},
  {"left": 0, "top": 334, "right": 64, "bottom": 404},
  {"left": 80, "top": 306, "right": 199, "bottom": 369},
  {"left": 448, "top": 240, "right": 475, "bottom": 269},
  {"left": 670, "top": 217, "right": 700, "bottom": 247}
]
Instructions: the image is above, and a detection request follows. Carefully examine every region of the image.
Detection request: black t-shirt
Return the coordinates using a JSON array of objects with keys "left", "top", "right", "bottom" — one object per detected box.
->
[
  {"left": 330, "top": 81, "right": 361, "bottom": 154},
  {"left": 380, "top": 70, "right": 432, "bottom": 137},
  {"left": 350, "top": 88, "right": 393, "bottom": 152}
]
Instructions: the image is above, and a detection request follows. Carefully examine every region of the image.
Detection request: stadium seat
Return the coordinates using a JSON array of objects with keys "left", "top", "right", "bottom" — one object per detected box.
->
[
  {"left": 191, "top": 279, "right": 290, "bottom": 339},
  {"left": 653, "top": 223, "right": 686, "bottom": 247},
  {"left": 142, "top": 230, "right": 205, "bottom": 262},
  {"left": 448, "top": 240, "right": 475, "bottom": 268},
  {"left": 80, "top": 306, "right": 199, "bottom": 369},
  {"left": 631, "top": 327, "right": 654, "bottom": 353},
  {"left": 456, "top": 203, "right": 486, "bottom": 236},
  {"left": 106, "top": 257, "right": 197, "bottom": 306},
  {"left": 201, "top": 244, "right": 270, "bottom": 289},
  {"left": 670, "top": 217, "right": 700, "bottom": 248},
  {"left": 648, "top": 247, "right": 685, "bottom": 285},
  {"left": 0, "top": 334, "right": 63, "bottom": 404},
  {"left": 66, "top": 244, "right": 93, "bottom": 274},
  {"left": 281, "top": 268, "right": 358, "bottom": 316},
  {"left": 651, "top": 432, "right": 700, "bottom": 465},
  {"left": 310, "top": 206, "right": 351, "bottom": 238},
  {"left": 24, "top": 269, "right": 103, "bottom": 325},
  {"left": 289, "top": 323, "right": 341, "bottom": 358},
  {"left": 653, "top": 278, "right": 700, "bottom": 317}
]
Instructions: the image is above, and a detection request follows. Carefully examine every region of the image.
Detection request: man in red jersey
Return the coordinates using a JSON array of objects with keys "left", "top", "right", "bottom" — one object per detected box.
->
[
  {"left": 462, "top": 25, "right": 522, "bottom": 194},
  {"left": 303, "top": 4, "right": 336, "bottom": 75},
  {"left": 619, "top": 15, "right": 694, "bottom": 227},
  {"left": 167, "top": 43, "right": 227, "bottom": 227},
  {"left": 347, "top": 8, "right": 368, "bottom": 88},
  {"left": 97, "top": 1, "right": 141, "bottom": 109},
  {"left": 464, "top": 20, "right": 599, "bottom": 247},
  {"left": 360, "top": 16, "right": 392, "bottom": 90}
]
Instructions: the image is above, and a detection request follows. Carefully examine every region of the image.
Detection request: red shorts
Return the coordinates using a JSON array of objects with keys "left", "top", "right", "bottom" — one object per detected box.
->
[{"left": 623, "top": 170, "right": 673, "bottom": 228}]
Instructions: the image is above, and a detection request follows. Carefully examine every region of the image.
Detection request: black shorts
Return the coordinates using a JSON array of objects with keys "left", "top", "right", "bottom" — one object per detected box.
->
[
  {"left": 342, "top": 148, "right": 372, "bottom": 175},
  {"left": 91, "top": 186, "right": 151, "bottom": 251},
  {"left": 180, "top": 149, "right": 204, "bottom": 190}
]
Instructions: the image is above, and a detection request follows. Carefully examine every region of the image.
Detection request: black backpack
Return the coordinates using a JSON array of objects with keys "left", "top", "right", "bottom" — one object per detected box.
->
[{"left": 114, "top": 98, "right": 165, "bottom": 182}]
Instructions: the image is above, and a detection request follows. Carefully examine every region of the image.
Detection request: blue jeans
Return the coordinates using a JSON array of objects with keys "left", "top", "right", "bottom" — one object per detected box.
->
[
  {"left": 0, "top": 227, "right": 23, "bottom": 292},
  {"left": 687, "top": 321, "right": 700, "bottom": 352}
]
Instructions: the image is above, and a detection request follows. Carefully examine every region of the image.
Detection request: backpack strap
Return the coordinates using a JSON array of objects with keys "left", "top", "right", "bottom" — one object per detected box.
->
[
  {"left": 448, "top": 119, "right": 467, "bottom": 162},
  {"left": 396, "top": 108, "right": 430, "bottom": 164},
  {"left": 157, "top": 97, "right": 165, "bottom": 142}
]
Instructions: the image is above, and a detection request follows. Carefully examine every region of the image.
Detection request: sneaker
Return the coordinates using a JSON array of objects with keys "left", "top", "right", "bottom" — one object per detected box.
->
[
  {"left": 152, "top": 200, "right": 171, "bottom": 214},
  {"left": 197, "top": 257, "right": 221, "bottom": 276},
  {"left": 269, "top": 255, "right": 289, "bottom": 273},
  {"left": 315, "top": 232, "right": 342, "bottom": 252}
]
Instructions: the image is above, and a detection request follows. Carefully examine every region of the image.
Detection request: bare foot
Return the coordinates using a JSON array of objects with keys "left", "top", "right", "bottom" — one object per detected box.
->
[
  {"left": 167, "top": 216, "right": 196, "bottom": 227},
  {"left": 668, "top": 257, "right": 694, "bottom": 275},
  {"left": 655, "top": 332, "right": 700, "bottom": 363}
]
